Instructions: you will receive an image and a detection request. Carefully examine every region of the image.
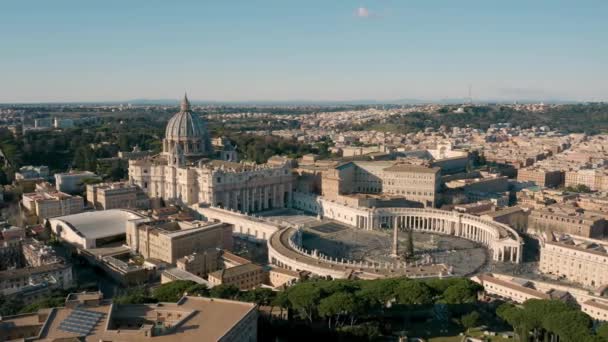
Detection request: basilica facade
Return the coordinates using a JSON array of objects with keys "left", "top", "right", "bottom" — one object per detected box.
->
[{"left": 128, "top": 94, "right": 293, "bottom": 212}]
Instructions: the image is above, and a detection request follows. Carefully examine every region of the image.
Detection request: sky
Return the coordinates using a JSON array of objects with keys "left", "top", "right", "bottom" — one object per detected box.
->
[{"left": 1, "top": 0, "right": 607, "bottom": 103}]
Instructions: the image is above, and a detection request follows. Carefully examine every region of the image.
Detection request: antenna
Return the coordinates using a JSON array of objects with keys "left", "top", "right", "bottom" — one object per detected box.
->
[{"left": 467, "top": 84, "right": 473, "bottom": 104}]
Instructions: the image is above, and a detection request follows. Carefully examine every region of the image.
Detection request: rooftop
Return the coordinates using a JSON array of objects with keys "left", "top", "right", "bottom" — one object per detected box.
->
[
  {"left": 1, "top": 295, "right": 256, "bottom": 342},
  {"left": 209, "top": 263, "right": 263, "bottom": 280},
  {"left": 382, "top": 164, "right": 441, "bottom": 174},
  {"left": 50, "top": 209, "right": 144, "bottom": 240}
]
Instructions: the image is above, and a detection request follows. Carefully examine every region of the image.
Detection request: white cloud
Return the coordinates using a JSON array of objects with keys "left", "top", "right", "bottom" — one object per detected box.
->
[{"left": 356, "top": 7, "right": 371, "bottom": 18}]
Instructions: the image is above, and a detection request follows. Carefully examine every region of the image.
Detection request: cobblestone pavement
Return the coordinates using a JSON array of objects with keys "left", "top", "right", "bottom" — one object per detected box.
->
[{"left": 301, "top": 226, "right": 487, "bottom": 276}]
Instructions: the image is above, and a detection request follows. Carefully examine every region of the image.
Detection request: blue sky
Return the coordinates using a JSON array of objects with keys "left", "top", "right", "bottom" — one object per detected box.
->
[{"left": 1, "top": 1, "right": 607, "bottom": 103}]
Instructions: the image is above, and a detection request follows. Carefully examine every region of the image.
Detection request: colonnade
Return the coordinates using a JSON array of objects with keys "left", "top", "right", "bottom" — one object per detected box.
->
[
  {"left": 353, "top": 208, "right": 523, "bottom": 263},
  {"left": 214, "top": 183, "right": 292, "bottom": 214}
]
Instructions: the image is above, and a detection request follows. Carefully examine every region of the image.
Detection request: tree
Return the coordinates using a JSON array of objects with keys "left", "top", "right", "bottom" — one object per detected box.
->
[
  {"left": 152, "top": 280, "right": 199, "bottom": 302},
  {"left": 356, "top": 278, "right": 400, "bottom": 309},
  {"left": 394, "top": 280, "right": 433, "bottom": 305},
  {"left": 114, "top": 287, "right": 155, "bottom": 305},
  {"left": 209, "top": 284, "right": 240, "bottom": 299},
  {"left": 337, "top": 322, "right": 382, "bottom": 340},
  {"left": 286, "top": 281, "right": 321, "bottom": 323},
  {"left": 0, "top": 295, "right": 24, "bottom": 316},
  {"left": 543, "top": 310, "right": 593, "bottom": 342},
  {"left": 597, "top": 323, "right": 608, "bottom": 340},
  {"left": 272, "top": 290, "right": 290, "bottom": 317},
  {"left": 185, "top": 284, "right": 210, "bottom": 297},
  {"left": 0, "top": 168, "right": 8, "bottom": 185},
  {"left": 318, "top": 292, "right": 362, "bottom": 328},
  {"left": 565, "top": 184, "right": 592, "bottom": 193},
  {"left": 460, "top": 311, "right": 481, "bottom": 331},
  {"left": 441, "top": 279, "right": 482, "bottom": 304},
  {"left": 239, "top": 287, "right": 275, "bottom": 306}
]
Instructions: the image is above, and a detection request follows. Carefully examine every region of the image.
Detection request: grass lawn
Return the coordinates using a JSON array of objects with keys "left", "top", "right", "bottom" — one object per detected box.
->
[
  {"left": 467, "top": 327, "right": 514, "bottom": 342},
  {"left": 429, "top": 336, "right": 463, "bottom": 342}
]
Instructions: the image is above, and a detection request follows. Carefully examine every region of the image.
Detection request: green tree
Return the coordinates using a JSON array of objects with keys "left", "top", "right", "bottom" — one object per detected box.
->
[
  {"left": 114, "top": 287, "right": 156, "bottom": 305},
  {"left": 152, "top": 280, "right": 199, "bottom": 302},
  {"left": 597, "top": 323, "right": 608, "bottom": 340},
  {"left": 286, "top": 281, "right": 322, "bottom": 323},
  {"left": 318, "top": 292, "right": 362, "bottom": 328},
  {"left": 356, "top": 278, "right": 399, "bottom": 309},
  {"left": 272, "top": 290, "right": 290, "bottom": 317},
  {"left": 209, "top": 284, "right": 240, "bottom": 299},
  {"left": 0, "top": 168, "right": 8, "bottom": 185},
  {"left": 460, "top": 311, "right": 481, "bottom": 331},
  {"left": 185, "top": 284, "right": 210, "bottom": 297},
  {"left": 440, "top": 279, "right": 482, "bottom": 304},
  {"left": 0, "top": 295, "right": 24, "bottom": 316},
  {"left": 394, "top": 280, "right": 433, "bottom": 305},
  {"left": 239, "top": 287, "right": 275, "bottom": 306}
]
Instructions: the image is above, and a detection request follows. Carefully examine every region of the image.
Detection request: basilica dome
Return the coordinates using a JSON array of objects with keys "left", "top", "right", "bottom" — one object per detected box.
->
[{"left": 163, "top": 94, "right": 212, "bottom": 158}]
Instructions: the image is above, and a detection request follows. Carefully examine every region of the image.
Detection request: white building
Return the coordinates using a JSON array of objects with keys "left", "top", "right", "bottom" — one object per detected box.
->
[
  {"left": 53, "top": 117, "right": 74, "bottom": 129},
  {"left": 55, "top": 171, "right": 100, "bottom": 193},
  {"left": 22, "top": 190, "right": 84, "bottom": 220},
  {"left": 129, "top": 94, "right": 293, "bottom": 212},
  {"left": 48, "top": 209, "right": 146, "bottom": 249},
  {"left": 15, "top": 165, "right": 49, "bottom": 180}
]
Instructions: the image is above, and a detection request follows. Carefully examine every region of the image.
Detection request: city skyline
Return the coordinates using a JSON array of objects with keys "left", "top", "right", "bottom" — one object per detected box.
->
[{"left": 1, "top": 1, "right": 607, "bottom": 103}]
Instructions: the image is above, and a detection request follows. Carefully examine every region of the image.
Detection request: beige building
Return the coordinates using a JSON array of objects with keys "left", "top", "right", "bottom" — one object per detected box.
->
[
  {"left": 0, "top": 293, "right": 258, "bottom": 342},
  {"left": 322, "top": 161, "right": 441, "bottom": 208},
  {"left": 208, "top": 263, "right": 266, "bottom": 290},
  {"left": 528, "top": 205, "right": 607, "bottom": 238},
  {"left": 126, "top": 220, "right": 233, "bottom": 264},
  {"left": 517, "top": 168, "right": 564, "bottom": 188},
  {"left": 268, "top": 265, "right": 301, "bottom": 289},
  {"left": 480, "top": 206, "right": 529, "bottom": 233},
  {"left": 539, "top": 234, "right": 608, "bottom": 288},
  {"left": 576, "top": 194, "right": 608, "bottom": 213},
  {"left": 86, "top": 181, "right": 138, "bottom": 209},
  {"left": 129, "top": 94, "right": 293, "bottom": 212},
  {"left": 473, "top": 273, "right": 608, "bottom": 321},
  {"left": 176, "top": 249, "right": 220, "bottom": 277},
  {"left": 0, "top": 262, "right": 73, "bottom": 299},
  {"left": 22, "top": 189, "right": 83, "bottom": 220},
  {"left": 472, "top": 273, "right": 549, "bottom": 303},
  {"left": 54, "top": 170, "right": 100, "bottom": 193},
  {"left": 565, "top": 169, "right": 608, "bottom": 192}
]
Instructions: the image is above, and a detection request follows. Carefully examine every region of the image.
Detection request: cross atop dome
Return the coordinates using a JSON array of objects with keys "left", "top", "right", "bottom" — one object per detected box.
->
[{"left": 180, "top": 92, "right": 191, "bottom": 112}]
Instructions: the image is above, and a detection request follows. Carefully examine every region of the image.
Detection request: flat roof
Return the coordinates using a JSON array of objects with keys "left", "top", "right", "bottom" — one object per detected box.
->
[
  {"left": 5, "top": 296, "right": 256, "bottom": 342},
  {"left": 382, "top": 164, "right": 441, "bottom": 173},
  {"left": 477, "top": 274, "right": 549, "bottom": 299},
  {"left": 163, "top": 267, "right": 211, "bottom": 287},
  {"left": 51, "top": 209, "right": 144, "bottom": 240}
]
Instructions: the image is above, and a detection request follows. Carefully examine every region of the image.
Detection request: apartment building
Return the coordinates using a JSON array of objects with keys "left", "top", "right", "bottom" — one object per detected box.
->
[
  {"left": 55, "top": 171, "right": 100, "bottom": 193},
  {"left": 528, "top": 205, "right": 607, "bottom": 238},
  {"left": 126, "top": 220, "right": 233, "bottom": 264},
  {"left": 86, "top": 181, "right": 138, "bottom": 209},
  {"left": 517, "top": 167, "right": 564, "bottom": 188},
  {"left": 576, "top": 194, "right": 608, "bottom": 213},
  {"left": 176, "top": 249, "right": 221, "bottom": 277},
  {"left": 322, "top": 161, "right": 440, "bottom": 208},
  {"left": 473, "top": 273, "right": 608, "bottom": 322},
  {"left": 565, "top": 169, "right": 608, "bottom": 192},
  {"left": 539, "top": 235, "right": 608, "bottom": 288},
  {"left": 22, "top": 190, "right": 84, "bottom": 220},
  {"left": 208, "top": 263, "right": 266, "bottom": 290},
  {"left": 15, "top": 165, "right": 49, "bottom": 180}
]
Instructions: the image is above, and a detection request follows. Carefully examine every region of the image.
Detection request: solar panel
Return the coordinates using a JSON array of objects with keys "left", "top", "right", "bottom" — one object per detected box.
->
[{"left": 57, "top": 307, "right": 104, "bottom": 336}]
